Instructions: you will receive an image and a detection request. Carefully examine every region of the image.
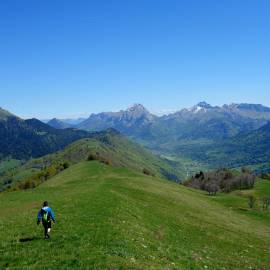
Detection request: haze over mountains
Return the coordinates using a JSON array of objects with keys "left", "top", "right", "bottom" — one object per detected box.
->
[
  {"left": 46, "top": 101, "right": 270, "bottom": 144},
  {"left": 2, "top": 101, "right": 270, "bottom": 175},
  {"left": 44, "top": 102, "right": 270, "bottom": 173},
  {"left": 47, "top": 102, "right": 270, "bottom": 139}
]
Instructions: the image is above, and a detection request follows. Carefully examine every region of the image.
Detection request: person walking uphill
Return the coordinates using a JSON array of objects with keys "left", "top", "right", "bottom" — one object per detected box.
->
[{"left": 37, "top": 201, "right": 56, "bottom": 239}]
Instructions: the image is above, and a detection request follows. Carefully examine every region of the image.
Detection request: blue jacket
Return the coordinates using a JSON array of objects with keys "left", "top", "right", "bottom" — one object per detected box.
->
[{"left": 37, "top": 206, "right": 55, "bottom": 222}]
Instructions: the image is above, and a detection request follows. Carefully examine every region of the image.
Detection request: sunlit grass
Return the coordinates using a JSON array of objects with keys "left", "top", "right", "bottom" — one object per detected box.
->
[{"left": 0, "top": 161, "right": 270, "bottom": 269}]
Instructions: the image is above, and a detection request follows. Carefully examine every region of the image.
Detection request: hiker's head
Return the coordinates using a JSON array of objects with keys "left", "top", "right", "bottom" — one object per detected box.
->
[{"left": 43, "top": 201, "right": 48, "bottom": 207}]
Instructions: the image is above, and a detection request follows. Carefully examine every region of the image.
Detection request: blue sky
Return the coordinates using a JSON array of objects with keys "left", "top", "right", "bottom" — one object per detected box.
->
[{"left": 1, "top": 0, "right": 270, "bottom": 119}]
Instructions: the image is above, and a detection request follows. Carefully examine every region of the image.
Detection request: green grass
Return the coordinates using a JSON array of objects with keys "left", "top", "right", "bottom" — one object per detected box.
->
[
  {"left": 255, "top": 179, "right": 270, "bottom": 197},
  {"left": 207, "top": 179, "right": 270, "bottom": 224},
  {"left": 0, "top": 132, "right": 185, "bottom": 190},
  {"left": 161, "top": 155, "right": 210, "bottom": 180},
  {"left": 1, "top": 161, "right": 270, "bottom": 269},
  {"left": 0, "top": 159, "right": 22, "bottom": 174}
]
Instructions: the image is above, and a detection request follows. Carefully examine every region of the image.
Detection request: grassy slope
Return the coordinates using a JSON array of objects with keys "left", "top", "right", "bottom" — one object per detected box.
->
[
  {"left": 0, "top": 159, "right": 22, "bottom": 174},
  {"left": 211, "top": 179, "right": 270, "bottom": 224},
  {"left": 0, "top": 161, "right": 270, "bottom": 269},
  {"left": 168, "top": 123, "right": 270, "bottom": 173},
  {"left": 0, "top": 133, "right": 185, "bottom": 190}
]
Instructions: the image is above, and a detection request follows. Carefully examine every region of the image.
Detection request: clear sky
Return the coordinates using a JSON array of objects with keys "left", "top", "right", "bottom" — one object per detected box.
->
[{"left": 1, "top": 0, "right": 270, "bottom": 119}]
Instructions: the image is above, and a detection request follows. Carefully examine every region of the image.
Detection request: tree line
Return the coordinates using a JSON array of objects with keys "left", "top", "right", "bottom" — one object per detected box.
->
[{"left": 184, "top": 167, "right": 255, "bottom": 195}]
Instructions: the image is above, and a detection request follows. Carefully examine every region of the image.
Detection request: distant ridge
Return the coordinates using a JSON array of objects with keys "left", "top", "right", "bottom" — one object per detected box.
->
[
  {"left": 0, "top": 108, "right": 91, "bottom": 159},
  {"left": 78, "top": 103, "right": 157, "bottom": 138},
  {"left": 77, "top": 102, "right": 270, "bottom": 141},
  {"left": 47, "top": 118, "right": 73, "bottom": 129}
]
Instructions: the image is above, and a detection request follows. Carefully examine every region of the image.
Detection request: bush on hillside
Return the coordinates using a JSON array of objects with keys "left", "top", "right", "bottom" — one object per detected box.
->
[
  {"left": 248, "top": 195, "right": 256, "bottom": 209},
  {"left": 143, "top": 168, "right": 151, "bottom": 175},
  {"left": 260, "top": 173, "right": 270, "bottom": 181},
  {"left": 15, "top": 161, "right": 71, "bottom": 191},
  {"left": 19, "top": 179, "right": 37, "bottom": 190},
  {"left": 87, "top": 153, "right": 97, "bottom": 161},
  {"left": 87, "top": 153, "right": 112, "bottom": 166},
  {"left": 62, "top": 161, "right": 70, "bottom": 169},
  {"left": 143, "top": 168, "right": 157, "bottom": 177},
  {"left": 99, "top": 156, "right": 112, "bottom": 165},
  {"left": 262, "top": 197, "right": 270, "bottom": 210},
  {"left": 241, "top": 167, "right": 252, "bottom": 174},
  {"left": 184, "top": 168, "right": 255, "bottom": 194},
  {"left": 205, "top": 181, "right": 219, "bottom": 196}
]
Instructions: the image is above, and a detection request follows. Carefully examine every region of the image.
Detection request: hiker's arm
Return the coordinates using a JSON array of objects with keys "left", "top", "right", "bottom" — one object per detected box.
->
[{"left": 50, "top": 208, "right": 56, "bottom": 222}]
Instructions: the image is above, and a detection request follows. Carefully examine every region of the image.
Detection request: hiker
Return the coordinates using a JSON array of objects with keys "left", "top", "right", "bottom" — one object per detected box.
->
[{"left": 37, "top": 201, "right": 56, "bottom": 239}]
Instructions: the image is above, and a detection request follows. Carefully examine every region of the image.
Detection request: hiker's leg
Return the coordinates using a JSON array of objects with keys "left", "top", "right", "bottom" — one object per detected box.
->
[
  {"left": 43, "top": 223, "right": 46, "bottom": 238},
  {"left": 47, "top": 221, "right": 52, "bottom": 234},
  {"left": 43, "top": 222, "right": 48, "bottom": 238}
]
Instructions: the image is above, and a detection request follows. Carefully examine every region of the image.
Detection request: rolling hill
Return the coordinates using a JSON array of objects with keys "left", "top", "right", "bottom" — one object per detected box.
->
[
  {"left": 0, "top": 161, "right": 270, "bottom": 269},
  {"left": 0, "top": 129, "right": 185, "bottom": 191}
]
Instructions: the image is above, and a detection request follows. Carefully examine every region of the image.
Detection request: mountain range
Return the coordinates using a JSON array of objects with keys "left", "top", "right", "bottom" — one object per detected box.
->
[
  {"left": 48, "top": 102, "right": 270, "bottom": 140},
  {"left": 0, "top": 109, "right": 90, "bottom": 160},
  {"left": 1, "top": 102, "right": 270, "bottom": 175},
  {"left": 44, "top": 102, "right": 270, "bottom": 173}
]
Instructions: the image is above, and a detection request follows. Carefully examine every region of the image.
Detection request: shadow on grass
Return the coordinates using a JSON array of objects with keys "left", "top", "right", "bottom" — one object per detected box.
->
[{"left": 19, "top": 236, "right": 39, "bottom": 243}]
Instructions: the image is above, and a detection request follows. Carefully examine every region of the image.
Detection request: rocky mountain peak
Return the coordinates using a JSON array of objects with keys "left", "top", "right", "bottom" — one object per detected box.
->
[
  {"left": 127, "top": 104, "right": 148, "bottom": 113},
  {"left": 196, "top": 102, "right": 213, "bottom": 109}
]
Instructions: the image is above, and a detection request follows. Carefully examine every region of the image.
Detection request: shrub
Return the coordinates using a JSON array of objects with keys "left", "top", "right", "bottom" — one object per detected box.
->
[
  {"left": 205, "top": 182, "right": 219, "bottom": 196},
  {"left": 62, "top": 161, "right": 70, "bottom": 169},
  {"left": 262, "top": 196, "right": 270, "bottom": 210},
  {"left": 19, "top": 179, "right": 36, "bottom": 190},
  {"left": 87, "top": 153, "right": 97, "bottom": 161},
  {"left": 248, "top": 195, "right": 256, "bottom": 209},
  {"left": 260, "top": 174, "right": 270, "bottom": 181},
  {"left": 44, "top": 166, "right": 58, "bottom": 180},
  {"left": 187, "top": 168, "right": 255, "bottom": 194},
  {"left": 99, "top": 157, "right": 112, "bottom": 166},
  {"left": 143, "top": 168, "right": 152, "bottom": 176},
  {"left": 241, "top": 167, "right": 252, "bottom": 174}
]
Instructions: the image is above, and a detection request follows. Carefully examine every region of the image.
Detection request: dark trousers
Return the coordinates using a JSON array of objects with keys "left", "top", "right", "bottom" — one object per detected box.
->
[{"left": 42, "top": 221, "right": 52, "bottom": 238}]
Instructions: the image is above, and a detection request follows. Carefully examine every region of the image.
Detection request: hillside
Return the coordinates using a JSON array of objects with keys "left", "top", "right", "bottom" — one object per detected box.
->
[
  {"left": 218, "top": 121, "right": 270, "bottom": 171},
  {"left": 0, "top": 112, "right": 90, "bottom": 160},
  {"left": 76, "top": 103, "right": 270, "bottom": 172},
  {"left": 0, "top": 107, "right": 16, "bottom": 121},
  {"left": 0, "top": 161, "right": 270, "bottom": 269},
  {"left": 174, "top": 122, "right": 270, "bottom": 173},
  {"left": 0, "top": 129, "right": 184, "bottom": 191}
]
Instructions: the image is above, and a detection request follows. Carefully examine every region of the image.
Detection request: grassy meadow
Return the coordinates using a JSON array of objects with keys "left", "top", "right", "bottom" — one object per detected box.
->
[{"left": 0, "top": 161, "right": 270, "bottom": 269}]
